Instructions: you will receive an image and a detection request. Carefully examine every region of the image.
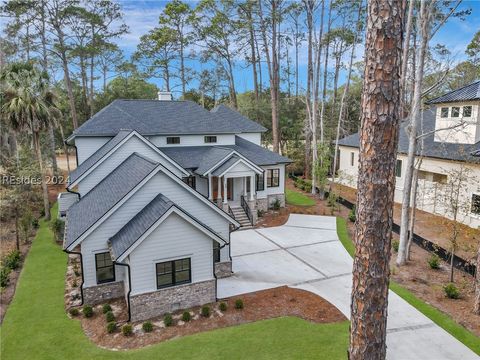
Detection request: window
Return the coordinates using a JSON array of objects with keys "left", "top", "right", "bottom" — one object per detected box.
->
[
  {"left": 256, "top": 174, "right": 264, "bottom": 191},
  {"left": 213, "top": 242, "right": 220, "bottom": 263},
  {"left": 395, "top": 160, "right": 402, "bottom": 178},
  {"left": 266, "top": 169, "right": 280, "bottom": 187},
  {"left": 440, "top": 107, "right": 449, "bottom": 118},
  {"left": 167, "top": 136, "right": 180, "bottom": 144},
  {"left": 183, "top": 176, "right": 196, "bottom": 189},
  {"left": 204, "top": 136, "right": 217, "bottom": 143},
  {"left": 95, "top": 252, "right": 115, "bottom": 284},
  {"left": 463, "top": 106, "right": 472, "bottom": 118},
  {"left": 156, "top": 258, "right": 191, "bottom": 289},
  {"left": 350, "top": 152, "right": 355, "bottom": 166},
  {"left": 451, "top": 106, "right": 460, "bottom": 117},
  {"left": 472, "top": 194, "right": 480, "bottom": 215}
]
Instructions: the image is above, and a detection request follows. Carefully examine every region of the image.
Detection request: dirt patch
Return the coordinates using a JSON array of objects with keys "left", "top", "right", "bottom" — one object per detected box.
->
[{"left": 74, "top": 286, "right": 346, "bottom": 350}]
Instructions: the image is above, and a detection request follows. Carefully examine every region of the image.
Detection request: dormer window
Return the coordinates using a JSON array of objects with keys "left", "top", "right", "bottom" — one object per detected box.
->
[
  {"left": 463, "top": 106, "right": 472, "bottom": 118},
  {"left": 167, "top": 136, "right": 180, "bottom": 144},
  {"left": 204, "top": 136, "right": 217, "bottom": 143},
  {"left": 440, "top": 107, "right": 449, "bottom": 118},
  {"left": 451, "top": 107, "right": 460, "bottom": 117}
]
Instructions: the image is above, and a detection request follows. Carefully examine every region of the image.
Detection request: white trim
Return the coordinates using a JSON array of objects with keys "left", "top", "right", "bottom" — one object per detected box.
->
[
  {"left": 215, "top": 158, "right": 262, "bottom": 177},
  {"left": 202, "top": 150, "right": 264, "bottom": 176},
  {"left": 116, "top": 207, "right": 225, "bottom": 262},
  {"left": 68, "top": 130, "right": 189, "bottom": 189}
]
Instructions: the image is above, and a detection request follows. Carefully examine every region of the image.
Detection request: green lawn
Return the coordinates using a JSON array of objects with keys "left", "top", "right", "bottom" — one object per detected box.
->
[
  {"left": 0, "top": 204, "right": 349, "bottom": 360},
  {"left": 286, "top": 189, "right": 316, "bottom": 206},
  {"left": 336, "top": 217, "right": 480, "bottom": 355}
]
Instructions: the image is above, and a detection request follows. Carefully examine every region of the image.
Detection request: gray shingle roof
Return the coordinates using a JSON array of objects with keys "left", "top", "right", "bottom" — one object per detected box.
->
[
  {"left": 108, "top": 193, "right": 173, "bottom": 259},
  {"left": 211, "top": 155, "right": 240, "bottom": 176},
  {"left": 196, "top": 148, "right": 234, "bottom": 174},
  {"left": 472, "top": 148, "right": 480, "bottom": 157},
  {"left": 338, "top": 107, "right": 480, "bottom": 163},
  {"left": 64, "top": 153, "right": 158, "bottom": 249},
  {"left": 71, "top": 100, "right": 266, "bottom": 137},
  {"left": 68, "top": 129, "right": 132, "bottom": 185},
  {"left": 426, "top": 80, "right": 480, "bottom": 104}
]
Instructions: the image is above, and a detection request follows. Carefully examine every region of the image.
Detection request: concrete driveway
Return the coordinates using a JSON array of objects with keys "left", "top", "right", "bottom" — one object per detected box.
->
[{"left": 217, "top": 214, "right": 478, "bottom": 360}]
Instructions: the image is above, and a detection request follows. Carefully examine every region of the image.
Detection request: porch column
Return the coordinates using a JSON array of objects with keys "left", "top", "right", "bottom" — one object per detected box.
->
[
  {"left": 208, "top": 173, "right": 213, "bottom": 201},
  {"left": 250, "top": 175, "right": 255, "bottom": 201},
  {"left": 243, "top": 177, "right": 248, "bottom": 196},
  {"left": 217, "top": 176, "right": 222, "bottom": 205},
  {"left": 223, "top": 176, "right": 228, "bottom": 204}
]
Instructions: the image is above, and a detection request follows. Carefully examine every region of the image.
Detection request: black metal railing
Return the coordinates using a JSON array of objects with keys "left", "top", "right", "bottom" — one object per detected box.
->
[{"left": 241, "top": 195, "right": 253, "bottom": 226}]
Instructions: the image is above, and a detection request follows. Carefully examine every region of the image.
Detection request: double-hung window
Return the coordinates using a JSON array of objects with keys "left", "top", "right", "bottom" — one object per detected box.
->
[
  {"left": 471, "top": 194, "right": 480, "bottom": 216},
  {"left": 166, "top": 136, "right": 180, "bottom": 144},
  {"left": 95, "top": 252, "right": 115, "bottom": 284},
  {"left": 156, "top": 258, "right": 191, "bottom": 289},
  {"left": 463, "top": 106, "right": 472, "bottom": 118},
  {"left": 395, "top": 160, "right": 402, "bottom": 178},
  {"left": 440, "top": 107, "right": 449, "bottom": 118},
  {"left": 256, "top": 173, "right": 264, "bottom": 191},
  {"left": 451, "top": 107, "right": 460, "bottom": 117},
  {"left": 350, "top": 152, "right": 355, "bottom": 166},
  {"left": 267, "top": 169, "right": 280, "bottom": 187},
  {"left": 204, "top": 136, "right": 217, "bottom": 143},
  {"left": 213, "top": 242, "right": 220, "bottom": 263}
]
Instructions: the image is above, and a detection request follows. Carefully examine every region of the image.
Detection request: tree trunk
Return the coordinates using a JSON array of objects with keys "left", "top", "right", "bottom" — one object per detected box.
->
[
  {"left": 34, "top": 132, "right": 50, "bottom": 221},
  {"left": 400, "top": 0, "right": 414, "bottom": 116},
  {"left": 246, "top": 6, "right": 259, "bottom": 104},
  {"left": 60, "top": 50, "right": 79, "bottom": 129},
  {"left": 58, "top": 122, "right": 71, "bottom": 174},
  {"left": 349, "top": 1, "right": 402, "bottom": 359},
  {"left": 474, "top": 244, "right": 480, "bottom": 314},
  {"left": 406, "top": 166, "right": 419, "bottom": 260},
  {"left": 304, "top": 0, "right": 314, "bottom": 180},
  {"left": 179, "top": 33, "right": 186, "bottom": 96},
  {"left": 48, "top": 125, "right": 58, "bottom": 176},
  {"left": 14, "top": 203, "right": 20, "bottom": 251}
]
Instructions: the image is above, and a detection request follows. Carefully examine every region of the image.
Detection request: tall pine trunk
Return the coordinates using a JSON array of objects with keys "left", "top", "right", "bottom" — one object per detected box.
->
[
  {"left": 33, "top": 132, "right": 50, "bottom": 221},
  {"left": 474, "top": 245, "right": 480, "bottom": 314},
  {"left": 349, "top": 1, "right": 403, "bottom": 358}
]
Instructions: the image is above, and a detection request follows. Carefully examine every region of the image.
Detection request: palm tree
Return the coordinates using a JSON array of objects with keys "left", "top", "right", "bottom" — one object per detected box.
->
[{"left": 1, "top": 63, "right": 61, "bottom": 220}]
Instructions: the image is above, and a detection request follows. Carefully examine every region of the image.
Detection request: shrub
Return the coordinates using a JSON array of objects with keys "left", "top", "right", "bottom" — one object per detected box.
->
[
  {"left": 83, "top": 305, "right": 93, "bottom": 318},
  {"left": 271, "top": 198, "right": 281, "bottom": 211},
  {"left": 69, "top": 308, "right": 79, "bottom": 316},
  {"left": 50, "top": 218, "right": 64, "bottom": 242},
  {"left": 304, "top": 183, "right": 312, "bottom": 193},
  {"left": 327, "top": 192, "right": 338, "bottom": 208},
  {"left": 348, "top": 206, "right": 356, "bottom": 223},
  {"left": 3, "top": 251, "right": 21, "bottom": 270},
  {"left": 182, "top": 311, "right": 191, "bottom": 322},
  {"left": 257, "top": 209, "right": 265, "bottom": 218},
  {"left": 444, "top": 283, "right": 460, "bottom": 299},
  {"left": 392, "top": 240, "right": 399, "bottom": 253},
  {"left": 234, "top": 299, "right": 244, "bottom": 309},
  {"left": 219, "top": 302, "right": 227, "bottom": 312},
  {"left": 164, "top": 313, "right": 173, "bottom": 327},
  {"left": 122, "top": 324, "right": 133, "bottom": 336},
  {"left": 105, "top": 311, "right": 115, "bottom": 322},
  {"left": 428, "top": 254, "right": 440, "bottom": 269},
  {"left": 102, "top": 304, "right": 112, "bottom": 314},
  {"left": 107, "top": 322, "right": 117, "bottom": 334},
  {"left": 142, "top": 321, "right": 153, "bottom": 332},
  {"left": 31, "top": 218, "right": 39, "bottom": 229},
  {"left": 201, "top": 306, "right": 211, "bottom": 318},
  {"left": 72, "top": 279, "right": 78, "bottom": 288},
  {"left": 0, "top": 267, "right": 11, "bottom": 288}
]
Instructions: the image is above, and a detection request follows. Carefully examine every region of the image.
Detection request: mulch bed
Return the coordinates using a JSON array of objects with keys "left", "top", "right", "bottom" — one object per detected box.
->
[{"left": 75, "top": 286, "right": 346, "bottom": 350}]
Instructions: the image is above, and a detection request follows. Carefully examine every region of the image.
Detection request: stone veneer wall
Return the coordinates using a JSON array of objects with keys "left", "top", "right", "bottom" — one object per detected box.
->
[
  {"left": 130, "top": 279, "right": 216, "bottom": 322},
  {"left": 83, "top": 281, "right": 124, "bottom": 305},
  {"left": 215, "top": 261, "right": 232, "bottom": 278},
  {"left": 257, "top": 193, "right": 286, "bottom": 212}
]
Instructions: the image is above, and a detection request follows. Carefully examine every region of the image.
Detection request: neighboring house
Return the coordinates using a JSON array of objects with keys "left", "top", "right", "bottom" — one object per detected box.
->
[
  {"left": 337, "top": 81, "right": 480, "bottom": 229},
  {"left": 60, "top": 93, "right": 290, "bottom": 321}
]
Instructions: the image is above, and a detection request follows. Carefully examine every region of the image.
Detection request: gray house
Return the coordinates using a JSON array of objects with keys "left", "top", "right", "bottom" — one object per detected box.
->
[{"left": 61, "top": 94, "right": 291, "bottom": 321}]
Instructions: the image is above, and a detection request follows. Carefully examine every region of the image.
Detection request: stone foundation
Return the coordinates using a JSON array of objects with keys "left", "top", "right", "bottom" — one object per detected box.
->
[
  {"left": 257, "top": 194, "right": 286, "bottom": 212},
  {"left": 130, "top": 279, "right": 216, "bottom": 322},
  {"left": 215, "top": 261, "right": 232, "bottom": 278},
  {"left": 83, "top": 281, "right": 125, "bottom": 305}
]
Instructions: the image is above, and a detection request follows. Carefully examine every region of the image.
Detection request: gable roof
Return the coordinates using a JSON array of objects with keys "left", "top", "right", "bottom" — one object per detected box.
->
[
  {"left": 426, "top": 80, "right": 480, "bottom": 104},
  {"left": 63, "top": 153, "right": 158, "bottom": 250},
  {"left": 69, "top": 100, "right": 266, "bottom": 138},
  {"left": 338, "top": 107, "right": 480, "bottom": 163},
  {"left": 108, "top": 193, "right": 225, "bottom": 261}
]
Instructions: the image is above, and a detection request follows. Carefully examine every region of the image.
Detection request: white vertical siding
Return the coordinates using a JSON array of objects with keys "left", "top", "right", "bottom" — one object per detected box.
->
[
  {"left": 128, "top": 213, "right": 214, "bottom": 295},
  {"left": 75, "top": 137, "right": 111, "bottom": 164}
]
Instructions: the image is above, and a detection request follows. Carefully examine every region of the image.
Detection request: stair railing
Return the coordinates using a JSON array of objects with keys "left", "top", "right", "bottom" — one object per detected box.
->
[{"left": 240, "top": 195, "right": 253, "bottom": 226}]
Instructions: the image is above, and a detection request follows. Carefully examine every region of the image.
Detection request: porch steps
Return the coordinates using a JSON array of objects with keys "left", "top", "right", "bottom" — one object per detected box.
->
[{"left": 230, "top": 206, "right": 253, "bottom": 229}]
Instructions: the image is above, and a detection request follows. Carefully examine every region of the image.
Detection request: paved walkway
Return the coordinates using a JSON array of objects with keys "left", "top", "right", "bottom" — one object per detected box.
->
[{"left": 218, "top": 214, "right": 478, "bottom": 360}]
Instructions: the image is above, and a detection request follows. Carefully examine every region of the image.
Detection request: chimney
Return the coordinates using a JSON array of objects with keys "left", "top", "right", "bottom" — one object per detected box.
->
[{"left": 157, "top": 91, "right": 173, "bottom": 101}]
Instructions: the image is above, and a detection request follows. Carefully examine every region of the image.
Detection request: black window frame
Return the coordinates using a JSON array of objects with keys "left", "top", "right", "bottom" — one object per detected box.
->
[
  {"left": 266, "top": 169, "right": 280, "bottom": 187},
  {"left": 395, "top": 159, "right": 402, "bottom": 178},
  {"left": 166, "top": 136, "right": 180, "bottom": 144},
  {"left": 256, "top": 173, "right": 265, "bottom": 191},
  {"left": 204, "top": 136, "right": 217, "bottom": 143},
  {"left": 95, "top": 252, "right": 115, "bottom": 284},
  {"left": 183, "top": 176, "right": 196, "bottom": 189},
  {"left": 350, "top": 152, "right": 355, "bottom": 166},
  {"left": 440, "top": 107, "right": 449, "bottom": 118},
  {"left": 471, "top": 194, "right": 480, "bottom": 216},
  {"left": 213, "top": 242, "right": 220, "bottom": 263},
  {"left": 451, "top": 106, "right": 460, "bottom": 118},
  {"left": 156, "top": 258, "right": 191, "bottom": 289},
  {"left": 463, "top": 106, "right": 472, "bottom": 118}
]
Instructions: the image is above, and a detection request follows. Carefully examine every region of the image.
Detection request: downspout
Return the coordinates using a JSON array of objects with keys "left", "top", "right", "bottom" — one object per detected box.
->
[
  {"left": 66, "top": 187, "right": 81, "bottom": 200},
  {"left": 113, "top": 260, "right": 131, "bottom": 323},
  {"left": 63, "top": 249, "right": 84, "bottom": 306},
  {"left": 64, "top": 139, "right": 78, "bottom": 168}
]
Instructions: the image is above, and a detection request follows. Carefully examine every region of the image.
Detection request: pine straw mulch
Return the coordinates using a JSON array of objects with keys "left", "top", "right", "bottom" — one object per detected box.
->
[{"left": 73, "top": 286, "right": 346, "bottom": 350}]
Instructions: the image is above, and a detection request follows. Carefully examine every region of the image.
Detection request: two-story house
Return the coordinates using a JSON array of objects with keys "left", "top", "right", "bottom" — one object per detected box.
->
[
  {"left": 337, "top": 81, "right": 480, "bottom": 229},
  {"left": 60, "top": 93, "right": 291, "bottom": 321}
]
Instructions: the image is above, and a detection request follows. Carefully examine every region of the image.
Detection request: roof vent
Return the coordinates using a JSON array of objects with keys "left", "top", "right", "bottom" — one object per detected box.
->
[{"left": 158, "top": 91, "right": 172, "bottom": 101}]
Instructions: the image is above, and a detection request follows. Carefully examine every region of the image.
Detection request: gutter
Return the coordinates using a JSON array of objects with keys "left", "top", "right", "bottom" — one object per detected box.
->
[
  {"left": 63, "top": 249, "right": 84, "bottom": 306},
  {"left": 113, "top": 260, "right": 132, "bottom": 322},
  {"left": 66, "top": 187, "right": 81, "bottom": 200}
]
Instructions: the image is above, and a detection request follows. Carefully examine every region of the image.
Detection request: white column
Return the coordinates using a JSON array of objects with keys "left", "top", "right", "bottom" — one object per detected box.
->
[
  {"left": 208, "top": 173, "right": 213, "bottom": 201},
  {"left": 223, "top": 176, "right": 228, "bottom": 204},
  {"left": 250, "top": 175, "right": 255, "bottom": 201},
  {"left": 217, "top": 176, "right": 222, "bottom": 201},
  {"left": 243, "top": 177, "right": 248, "bottom": 196}
]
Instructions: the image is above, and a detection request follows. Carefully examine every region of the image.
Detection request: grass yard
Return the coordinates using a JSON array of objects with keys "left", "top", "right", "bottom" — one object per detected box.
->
[
  {"left": 336, "top": 217, "right": 480, "bottom": 355},
  {"left": 286, "top": 189, "right": 316, "bottom": 206},
  {"left": 0, "top": 204, "right": 349, "bottom": 360}
]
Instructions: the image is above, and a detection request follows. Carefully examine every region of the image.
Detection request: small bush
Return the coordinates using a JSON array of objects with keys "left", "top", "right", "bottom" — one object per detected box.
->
[
  {"left": 444, "top": 283, "right": 460, "bottom": 299},
  {"left": 105, "top": 311, "right": 115, "bottom": 322},
  {"left": 3, "top": 250, "right": 21, "bottom": 270},
  {"left": 428, "top": 254, "right": 440, "bottom": 269},
  {"left": 0, "top": 267, "right": 11, "bottom": 288},
  {"left": 142, "top": 321, "right": 153, "bottom": 332},
  {"left": 83, "top": 305, "right": 93, "bottom": 318},
  {"left": 69, "top": 308, "right": 79, "bottom": 316},
  {"left": 182, "top": 311, "right": 191, "bottom": 322},
  {"left": 304, "top": 183, "right": 312, "bottom": 193},
  {"left": 106, "top": 322, "right": 117, "bottom": 333},
  {"left": 271, "top": 198, "right": 281, "bottom": 211},
  {"left": 49, "top": 218, "right": 64, "bottom": 242},
  {"left": 72, "top": 279, "right": 78, "bottom": 288},
  {"left": 122, "top": 324, "right": 133, "bottom": 336},
  {"left": 164, "top": 313, "right": 173, "bottom": 327},
  {"left": 392, "top": 240, "right": 399, "bottom": 253},
  {"left": 219, "top": 302, "right": 227, "bottom": 312},
  {"left": 257, "top": 209, "right": 265, "bottom": 218},
  {"left": 31, "top": 218, "right": 39, "bottom": 229},
  {"left": 102, "top": 304, "right": 112, "bottom": 314},
  {"left": 201, "top": 306, "right": 211, "bottom": 318},
  {"left": 234, "top": 299, "right": 244, "bottom": 309},
  {"left": 348, "top": 206, "right": 356, "bottom": 223}
]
